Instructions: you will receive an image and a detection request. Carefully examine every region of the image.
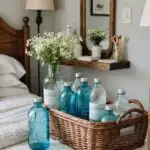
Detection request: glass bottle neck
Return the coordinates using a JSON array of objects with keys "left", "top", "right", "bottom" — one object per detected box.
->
[
  {"left": 81, "top": 82, "right": 88, "bottom": 87},
  {"left": 75, "top": 77, "right": 81, "bottom": 81},
  {"left": 118, "top": 94, "right": 125, "bottom": 100},
  {"left": 64, "top": 86, "right": 72, "bottom": 92},
  {"left": 48, "top": 65, "right": 60, "bottom": 75},
  {"left": 94, "top": 83, "right": 101, "bottom": 87},
  {"left": 106, "top": 110, "right": 114, "bottom": 115},
  {"left": 34, "top": 101, "right": 42, "bottom": 108}
]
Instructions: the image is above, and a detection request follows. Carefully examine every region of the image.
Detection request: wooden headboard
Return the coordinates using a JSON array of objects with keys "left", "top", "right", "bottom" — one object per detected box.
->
[{"left": 0, "top": 16, "right": 30, "bottom": 88}]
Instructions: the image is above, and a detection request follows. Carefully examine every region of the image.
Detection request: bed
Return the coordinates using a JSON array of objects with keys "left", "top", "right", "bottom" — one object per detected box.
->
[
  {"left": 0, "top": 17, "right": 73, "bottom": 150},
  {"left": 0, "top": 16, "right": 30, "bottom": 88}
]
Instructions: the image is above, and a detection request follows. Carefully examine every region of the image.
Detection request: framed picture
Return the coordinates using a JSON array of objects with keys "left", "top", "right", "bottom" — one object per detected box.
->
[{"left": 91, "top": 0, "right": 110, "bottom": 16}]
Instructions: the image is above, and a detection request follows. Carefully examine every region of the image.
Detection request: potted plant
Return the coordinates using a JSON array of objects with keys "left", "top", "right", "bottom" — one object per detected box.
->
[
  {"left": 87, "top": 29, "right": 106, "bottom": 60},
  {"left": 26, "top": 31, "right": 74, "bottom": 108}
]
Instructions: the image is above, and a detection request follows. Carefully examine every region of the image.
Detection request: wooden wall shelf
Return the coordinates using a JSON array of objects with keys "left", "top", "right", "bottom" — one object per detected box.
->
[{"left": 61, "top": 60, "right": 130, "bottom": 71}]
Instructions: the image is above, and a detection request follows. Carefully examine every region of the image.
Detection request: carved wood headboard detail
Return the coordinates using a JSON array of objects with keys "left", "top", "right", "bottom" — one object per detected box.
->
[{"left": 0, "top": 16, "right": 30, "bottom": 88}]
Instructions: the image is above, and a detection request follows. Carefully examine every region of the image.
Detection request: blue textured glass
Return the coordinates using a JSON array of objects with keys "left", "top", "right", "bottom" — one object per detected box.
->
[
  {"left": 28, "top": 101, "right": 49, "bottom": 150},
  {"left": 101, "top": 110, "right": 117, "bottom": 122},
  {"left": 60, "top": 86, "right": 76, "bottom": 116},
  {"left": 76, "top": 82, "right": 92, "bottom": 120}
]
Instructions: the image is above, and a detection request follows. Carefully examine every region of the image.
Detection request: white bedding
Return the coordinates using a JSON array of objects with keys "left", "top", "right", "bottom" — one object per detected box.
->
[
  {"left": 0, "top": 121, "right": 28, "bottom": 150},
  {"left": 0, "top": 93, "right": 40, "bottom": 149},
  {"left": 0, "top": 105, "right": 31, "bottom": 127},
  {"left": 0, "top": 94, "right": 39, "bottom": 113}
]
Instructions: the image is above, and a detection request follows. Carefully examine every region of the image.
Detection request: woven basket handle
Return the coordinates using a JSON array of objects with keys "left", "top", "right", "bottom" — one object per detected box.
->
[
  {"left": 117, "top": 108, "right": 144, "bottom": 125},
  {"left": 128, "top": 99, "right": 144, "bottom": 112}
]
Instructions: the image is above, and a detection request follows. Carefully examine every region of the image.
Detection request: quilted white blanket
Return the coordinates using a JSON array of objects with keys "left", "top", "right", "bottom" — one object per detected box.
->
[{"left": 0, "top": 94, "right": 39, "bottom": 149}]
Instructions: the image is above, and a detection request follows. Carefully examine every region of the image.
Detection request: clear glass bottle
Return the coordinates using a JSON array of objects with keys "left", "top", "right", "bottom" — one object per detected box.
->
[
  {"left": 72, "top": 73, "right": 82, "bottom": 93},
  {"left": 76, "top": 78, "right": 92, "bottom": 120},
  {"left": 43, "top": 65, "right": 60, "bottom": 109},
  {"left": 90, "top": 78, "right": 106, "bottom": 122},
  {"left": 60, "top": 82, "right": 76, "bottom": 116},
  {"left": 55, "top": 65, "right": 64, "bottom": 93},
  {"left": 101, "top": 105, "right": 117, "bottom": 122},
  {"left": 114, "top": 89, "right": 131, "bottom": 117},
  {"left": 28, "top": 98, "right": 49, "bottom": 150}
]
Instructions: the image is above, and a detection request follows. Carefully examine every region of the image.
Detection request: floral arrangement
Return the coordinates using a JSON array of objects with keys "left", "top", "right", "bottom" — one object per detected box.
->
[
  {"left": 26, "top": 32, "right": 74, "bottom": 81},
  {"left": 87, "top": 29, "right": 106, "bottom": 46}
]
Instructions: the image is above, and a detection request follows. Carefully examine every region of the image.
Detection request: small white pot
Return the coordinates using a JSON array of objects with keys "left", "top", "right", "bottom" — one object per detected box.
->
[{"left": 91, "top": 45, "right": 102, "bottom": 60}]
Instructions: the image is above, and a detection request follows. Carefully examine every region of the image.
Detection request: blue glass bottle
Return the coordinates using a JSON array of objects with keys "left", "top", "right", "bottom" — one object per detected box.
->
[
  {"left": 60, "top": 82, "right": 76, "bottom": 116},
  {"left": 101, "top": 105, "right": 117, "bottom": 122},
  {"left": 28, "top": 98, "right": 49, "bottom": 150},
  {"left": 76, "top": 78, "right": 92, "bottom": 120}
]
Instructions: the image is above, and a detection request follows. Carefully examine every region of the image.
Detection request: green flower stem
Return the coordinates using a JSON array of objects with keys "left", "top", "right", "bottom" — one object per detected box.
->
[{"left": 48, "top": 64, "right": 58, "bottom": 89}]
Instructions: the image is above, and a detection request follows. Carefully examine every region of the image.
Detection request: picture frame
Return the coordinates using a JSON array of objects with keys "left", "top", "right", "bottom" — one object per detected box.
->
[{"left": 91, "top": 0, "right": 110, "bottom": 16}]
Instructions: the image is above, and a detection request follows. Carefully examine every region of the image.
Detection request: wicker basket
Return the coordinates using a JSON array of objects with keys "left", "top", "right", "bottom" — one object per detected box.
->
[{"left": 48, "top": 100, "right": 148, "bottom": 150}]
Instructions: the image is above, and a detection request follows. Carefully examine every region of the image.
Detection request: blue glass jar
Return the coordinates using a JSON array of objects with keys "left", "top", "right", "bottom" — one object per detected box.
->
[
  {"left": 28, "top": 98, "right": 49, "bottom": 150},
  {"left": 101, "top": 105, "right": 117, "bottom": 122},
  {"left": 60, "top": 82, "right": 76, "bottom": 116},
  {"left": 76, "top": 78, "right": 92, "bottom": 120}
]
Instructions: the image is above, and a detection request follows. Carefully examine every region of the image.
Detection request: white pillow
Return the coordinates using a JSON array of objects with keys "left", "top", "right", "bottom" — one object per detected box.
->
[
  {"left": 0, "top": 54, "right": 26, "bottom": 79},
  {"left": 0, "top": 74, "right": 23, "bottom": 88}
]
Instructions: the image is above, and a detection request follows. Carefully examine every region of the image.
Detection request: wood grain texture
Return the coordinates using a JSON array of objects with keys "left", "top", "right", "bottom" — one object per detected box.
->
[
  {"left": 80, "top": 0, "right": 116, "bottom": 58},
  {"left": 0, "top": 16, "right": 30, "bottom": 88},
  {"left": 61, "top": 60, "right": 130, "bottom": 71}
]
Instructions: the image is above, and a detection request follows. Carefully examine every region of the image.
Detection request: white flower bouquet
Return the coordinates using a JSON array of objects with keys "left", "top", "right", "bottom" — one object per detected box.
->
[
  {"left": 87, "top": 29, "right": 106, "bottom": 46},
  {"left": 26, "top": 32, "right": 74, "bottom": 79}
]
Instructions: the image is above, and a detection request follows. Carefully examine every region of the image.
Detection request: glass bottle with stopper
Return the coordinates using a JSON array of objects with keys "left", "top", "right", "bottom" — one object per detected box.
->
[
  {"left": 43, "top": 65, "right": 60, "bottom": 109},
  {"left": 28, "top": 98, "right": 49, "bottom": 150},
  {"left": 114, "top": 89, "right": 131, "bottom": 117},
  {"left": 72, "top": 72, "right": 82, "bottom": 93},
  {"left": 101, "top": 104, "right": 117, "bottom": 122},
  {"left": 76, "top": 78, "right": 92, "bottom": 120},
  {"left": 90, "top": 78, "right": 106, "bottom": 122},
  {"left": 60, "top": 82, "right": 76, "bottom": 116}
]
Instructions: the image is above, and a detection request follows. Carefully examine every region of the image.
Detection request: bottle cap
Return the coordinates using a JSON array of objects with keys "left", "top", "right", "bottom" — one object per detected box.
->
[
  {"left": 81, "top": 78, "right": 88, "bottom": 82},
  {"left": 34, "top": 98, "right": 42, "bottom": 103},
  {"left": 75, "top": 73, "right": 82, "bottom": 78},
  {"left": 64, "top": 82, "right": 72, "bottom": 87},
  {"left": 105, "top": 104, "right": 114, "bottom": 110},
  {"left": 118, "top": 89, "right": 126, "bottom": 95},
  {"left": 94, "top": 78, "right": 101, "bottom": 84}
]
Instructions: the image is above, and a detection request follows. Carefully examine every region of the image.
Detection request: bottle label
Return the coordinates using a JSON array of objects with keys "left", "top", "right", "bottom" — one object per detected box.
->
[
  {"left": 89, "top": 103, "right": 105, "bottom": 121},
  {"left": 44, "top": 89, "right": 59, "bottom": 109}
]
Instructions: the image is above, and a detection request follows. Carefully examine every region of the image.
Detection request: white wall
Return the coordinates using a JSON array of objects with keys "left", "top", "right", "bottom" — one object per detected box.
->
[{"left": 54, "top": 0, "right": 150, "bottom": 109}]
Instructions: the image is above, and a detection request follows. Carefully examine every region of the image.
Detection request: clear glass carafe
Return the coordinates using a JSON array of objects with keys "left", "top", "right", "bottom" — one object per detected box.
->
[{"left": 43, "top": 65, "right": 60, "bottom": 109}]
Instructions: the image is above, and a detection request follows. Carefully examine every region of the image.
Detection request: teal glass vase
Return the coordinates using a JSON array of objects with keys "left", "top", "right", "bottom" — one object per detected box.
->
[
  {"left": 28, "top": 98, "right": 49, "bottom": 150},
  {"left": 101, "top": 105, "right": 117, "bottom": 122},
  {"left": 60, "top": 82, "right": 76, "bottom": 116},
  {"left": 76, "top": 78, "right": 92, "bottom": 120}
]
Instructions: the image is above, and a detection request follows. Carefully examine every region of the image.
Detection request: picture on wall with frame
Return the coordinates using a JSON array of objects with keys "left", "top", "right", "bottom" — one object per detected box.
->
[{"left": 91, "top": 0, "right": 110, "bottom": 16}]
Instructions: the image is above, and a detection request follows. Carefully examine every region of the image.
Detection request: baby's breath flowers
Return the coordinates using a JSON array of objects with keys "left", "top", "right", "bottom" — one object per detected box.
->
[
  {"left": 26, "top": 31, "right": 75, "bottom": 80},
  {"left": 87, "top": 29, "right": 106, "bottom": 46}
]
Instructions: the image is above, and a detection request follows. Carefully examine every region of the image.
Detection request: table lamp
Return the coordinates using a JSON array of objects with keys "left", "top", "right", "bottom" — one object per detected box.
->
[
  {"left": 140, "top": 0, "right": 150, "bottom": 27},
  {"left": 25, "top": 0, "right": 55, "bottom": 95}
]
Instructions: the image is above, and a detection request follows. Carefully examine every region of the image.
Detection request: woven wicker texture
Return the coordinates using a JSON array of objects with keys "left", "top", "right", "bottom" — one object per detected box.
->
[{"left": 48, "top": 99, "right": 148, "bottom": 150}]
